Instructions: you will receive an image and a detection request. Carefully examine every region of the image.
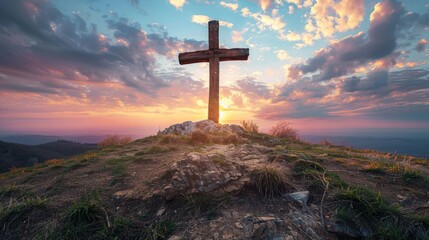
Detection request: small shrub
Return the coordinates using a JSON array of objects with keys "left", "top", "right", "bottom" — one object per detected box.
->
[
  {"left": 251, "top": 166, "right": 284, "bottom": 198},
  {"left": 268, "top": 121, "right": 299, "bottom": 141},
  {"left": 240, "top": 120, "right": 259, "bottom": 133},
  {"left": 98, "top": 135, "right": 133, "bottom": 148}
]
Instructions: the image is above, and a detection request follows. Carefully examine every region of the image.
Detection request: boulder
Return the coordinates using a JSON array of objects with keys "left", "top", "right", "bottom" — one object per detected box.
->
[{"left": 163, "top": 152, "right": 246, "bottom": 199}]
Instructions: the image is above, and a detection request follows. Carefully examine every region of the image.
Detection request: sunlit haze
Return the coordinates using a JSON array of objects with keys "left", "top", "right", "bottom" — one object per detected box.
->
[{"left": 1, "top": 0, "right": 429, "bottom": 137}]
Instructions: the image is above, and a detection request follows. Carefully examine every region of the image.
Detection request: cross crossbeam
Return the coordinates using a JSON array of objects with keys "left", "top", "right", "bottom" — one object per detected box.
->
[{"left": 178, "top": 20, "right": 249, "bottom": 123}]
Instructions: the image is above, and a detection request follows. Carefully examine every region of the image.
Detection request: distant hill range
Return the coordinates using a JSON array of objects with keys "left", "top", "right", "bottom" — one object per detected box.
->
[
  {"left": 0, "top": 135, "right": 108, "bottom": 145},
  {"left": 0, "top": 140, "right": 97, "bottom": 172}
]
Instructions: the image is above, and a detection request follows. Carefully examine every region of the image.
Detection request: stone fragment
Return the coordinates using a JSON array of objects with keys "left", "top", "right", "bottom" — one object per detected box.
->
[
  {"left": 156, "top": 207, "right": 166, "bottom": 217},
  {"left": 240, "top": 215, "right": 287, "bottom": 239},
  {"left": 282, "top": 191, "right": 310, "bottom": 206}
]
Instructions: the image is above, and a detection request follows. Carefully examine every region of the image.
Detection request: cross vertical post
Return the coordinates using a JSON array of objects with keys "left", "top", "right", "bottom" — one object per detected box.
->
[
  {"left": 208, "top": 21, "right": 219, "bottom": 123},
  {"left": 178, "top": 20, "right": 249, "bottom": 123}
]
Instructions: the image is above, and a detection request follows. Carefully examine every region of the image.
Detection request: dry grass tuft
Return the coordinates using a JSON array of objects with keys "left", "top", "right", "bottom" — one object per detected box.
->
[
  {"left": 268, "top": 121, "right": 299, "bottom": 141},
  {"left": 45, "top": 159, "right": 63, "bottom": 166},
  {"left": 251, "top": 166, "right": 284, "bottom": 198},
  {"left": 189, "top": 130, "right": 210, "bottom": 145},
  {"left": 240, "top": 120, "right": 259, "bottom": 133},
  {"left": 158, "top": 134, "right": 185, "bottom": 145},
  {"left": 98, "top": 135, "right": 133, "bottom": 148}
]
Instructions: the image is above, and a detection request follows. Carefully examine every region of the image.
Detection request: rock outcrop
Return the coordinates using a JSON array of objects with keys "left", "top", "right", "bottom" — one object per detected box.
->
[
  {"left": 163, "top": 152, "right": 248, "bottom": 199},
  {"left": 158, "top": 120, "right": 244, "bottom": 136}
]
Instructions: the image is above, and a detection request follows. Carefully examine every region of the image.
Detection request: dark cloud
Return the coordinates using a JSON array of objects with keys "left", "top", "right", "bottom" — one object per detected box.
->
[
  {"left": 0, "top": 0, "right": 206, "bottom": 101},
  {"left": 341, "top": 70, "right": 389, "bottom": 93},
  {"left": 235, "top": 77, "right": 272, "bottom": 99},
  {"left": 288, "top": 0, "right": 407, "bottom": 81},
  {"left": 0, "top": 79, "right": 58, "bottom": 94},
  {"left": 415, "top": 39, "right": 428, "bottom": 52},
  {"left": 276, "top": 78, "right": 333, "bottom": 102}
]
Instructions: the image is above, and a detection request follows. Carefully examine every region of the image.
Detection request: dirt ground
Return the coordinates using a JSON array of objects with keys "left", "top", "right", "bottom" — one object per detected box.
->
[{"left": 1, "top": 134, "right": 428, "bottom": 239}]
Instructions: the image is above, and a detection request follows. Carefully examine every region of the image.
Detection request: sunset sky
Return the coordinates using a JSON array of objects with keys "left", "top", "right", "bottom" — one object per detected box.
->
[{"left": 0, "top": 0, "right": 428, "bottom": 137}]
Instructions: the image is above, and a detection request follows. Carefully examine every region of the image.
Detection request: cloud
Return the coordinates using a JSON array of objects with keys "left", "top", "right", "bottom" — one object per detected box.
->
[
  {"left": 191, "top": 15, "right": 233, "bottom": 28},
  {"left": 276, "top": 50, "right": 290, "bottom": 60},
  {"left": 281, "top": 31, "right": 301, "bottom": 41},
  {"left": 220, "top": 1, "right": 238, "bottom": 11},
  {"left": 341, "top": 70, "right": 389, "bottom": 93},
  {"left": 235, "top": 77, "right": 272, "bottom": 99},
  {"left": 287, "top": 0, "right": 405, "bottom": 81},
  {"left": 288, "top": 6, "right": 294, "bottom": 14},
  {"left": 306, "top": 0, "right": 365, "bottom": 37},
  {"left": 259, "top": 0, "right": 272, "bottom": 11},
  {"left": 415, "top": 38, "right": 428, "bottom": 52},
  {"left": 285, "top": 0, "right": 312, "bottom": 8},
  {"left": 168, "top": 0, "right": 186, "bottom": 9},
  {"left": 192, "top": 15, "right": 211, "bottom": 25},
  {"left": 258, "top": 68, "right": 429, "bottom": 121},
  {"left": 232, "top": 30, "right": 243, "bottom": 43},
  {"left": 255, "top": 1, "right": 429, "bottom": 122},
  {"left": 241, "top": 7, "right": 286, "bottom": 34},
  {"left": 0, "top": 0, "right": 207, "bottom": 104}
]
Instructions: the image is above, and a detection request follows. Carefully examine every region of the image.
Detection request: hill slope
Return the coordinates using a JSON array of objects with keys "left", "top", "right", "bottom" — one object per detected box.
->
[
  {"left": 0, "top": 123, "right": 428, "bottom": 239},
  {"left": 0, "top": 140, "right": 97, "bottom": 172}
]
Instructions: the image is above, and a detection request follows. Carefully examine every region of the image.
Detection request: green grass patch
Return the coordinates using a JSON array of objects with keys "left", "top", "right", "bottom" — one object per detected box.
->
[
  {"left": 292, "top": 159, "right": 347, "bottom": 189},
  {"left": 60, "top": 190, "right": 105, "bottom": 238},
  {"left": 401, "top": 170, "right": 424, "bottom": 181},
  {"left": 0, "top": 196, "right": 47, "bottom": 233},
  {"left": 334, "top": 186, "right": 429, "bottom": 239},
  {"left": 107, "top": 157, "right": 128, "bottom": 178},
  {"left": 133, "top": 157, "right": 153, "bottom": 164},
  {"left": 292, "top": 159, "right": 325, "bottom": 174},
  {"left": 144, "top": 219, "right": 176, "bottom": 240},
  {"left": 177, "top": 194, "right": 229, "bottom": 220},
  {"left": 135, "top": 145, "right": 175, "bottom": 156}
]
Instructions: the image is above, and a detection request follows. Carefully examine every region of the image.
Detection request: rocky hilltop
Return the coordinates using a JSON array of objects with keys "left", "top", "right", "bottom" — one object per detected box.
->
[{"left": 1, "top": 120, "right": 428, "bottom": 239}]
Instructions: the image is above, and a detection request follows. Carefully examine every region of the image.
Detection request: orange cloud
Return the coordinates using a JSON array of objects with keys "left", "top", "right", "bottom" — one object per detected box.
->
[
  {"left": 308, "top": 0, "right": 365, "bottom": 37},
  {"left": 192, "top": 15, "right": 234, "bottom": 28},
  {"left": 168, "top": 0, "right": 186, "bottom": 9},
  {"left": 259, "top": 0, "right": 271, "bottom": 11}
]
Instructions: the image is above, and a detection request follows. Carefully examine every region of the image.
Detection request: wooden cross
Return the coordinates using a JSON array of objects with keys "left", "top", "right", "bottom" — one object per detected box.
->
[{"left": 178, "top": 20, "right": 249, "bottom": 123}]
